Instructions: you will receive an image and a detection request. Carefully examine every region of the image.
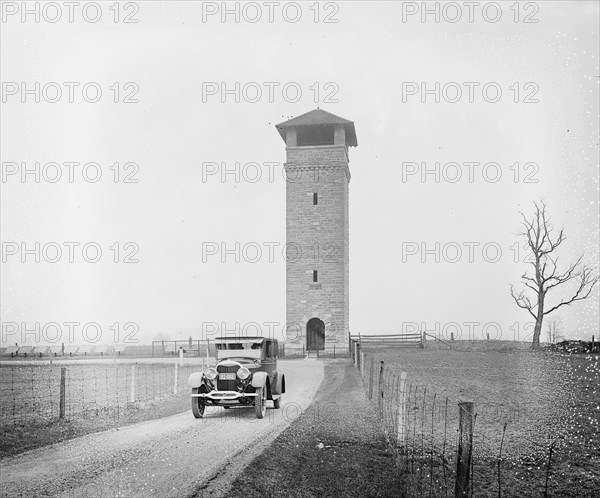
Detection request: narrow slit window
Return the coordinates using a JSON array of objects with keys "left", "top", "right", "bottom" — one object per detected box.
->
[
  {"left": 313, "top": 192, "right": 318, "bottom": 205},
  {"left": 313, "top": 270, "right": 318, "bottom": 282}
]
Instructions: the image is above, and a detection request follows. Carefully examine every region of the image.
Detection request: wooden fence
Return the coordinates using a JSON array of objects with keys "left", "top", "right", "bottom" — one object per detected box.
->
[
  {"left": 355, "top": 351, "right": 563, "bottom": 497},
  {"left": 348, "top": 333, "right": 424, "bottom": 361},
  {"left": 0, "top": 361, "right": 213, "bottom": 427},
  {"left": 356, "top": 351, "right": 475, "bottom": 497}
]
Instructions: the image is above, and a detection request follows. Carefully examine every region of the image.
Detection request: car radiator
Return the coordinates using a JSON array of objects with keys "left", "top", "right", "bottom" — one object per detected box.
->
[{"left": 216, "top": 364, "right": 238, "bottom": 391}]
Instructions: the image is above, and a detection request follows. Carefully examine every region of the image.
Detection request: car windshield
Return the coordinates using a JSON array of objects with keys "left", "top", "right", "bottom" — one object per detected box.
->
[{"left": 215, "top": 340, "right": 263, "bottom": 360}]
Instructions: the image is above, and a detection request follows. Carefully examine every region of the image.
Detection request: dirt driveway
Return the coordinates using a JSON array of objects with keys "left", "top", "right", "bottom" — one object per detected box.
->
[{"left": 0, "top": 359, "right": 323, "bottom": 498}]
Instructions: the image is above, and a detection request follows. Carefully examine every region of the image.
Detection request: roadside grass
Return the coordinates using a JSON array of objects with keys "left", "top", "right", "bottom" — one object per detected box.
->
[
  {"left": 227, "top": 350, "right": 598, "bottom": 497},
  {"left": 0, "top": 360, "right": 210, "bottom": 458},
  {"left": 226, "top": 360, "right": 404, "bottom": 498},
  {"left": 370, "top": 348, "right": 600, "bottom": 497},
  {"left": 0, "top": 394, "right": 191, "bottom": 459}
]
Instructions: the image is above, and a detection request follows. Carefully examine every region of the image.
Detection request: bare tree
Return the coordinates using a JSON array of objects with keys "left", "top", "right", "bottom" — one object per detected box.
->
[
  {"left": 510, "top": 201, "right": 598, "bottom": 348},
  {"left": 545, "top": 319, "right": 563, "bottom": 344}
]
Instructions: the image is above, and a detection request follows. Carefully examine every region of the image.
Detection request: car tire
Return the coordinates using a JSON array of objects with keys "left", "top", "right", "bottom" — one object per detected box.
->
[
  {"left": 255, "top": 386, "right": 266, "bottom": 419},
  {"left": 191, "top": 387, "right": 206, "bottom": 418},
  {"left": 273, "top": 394, "right": 282, "bottom": 409}
]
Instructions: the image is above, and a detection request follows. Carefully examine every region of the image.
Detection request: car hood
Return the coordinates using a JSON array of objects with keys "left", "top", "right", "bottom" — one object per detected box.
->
[{"left": 217, "top": 358, "right": 260, "bottom": 368}]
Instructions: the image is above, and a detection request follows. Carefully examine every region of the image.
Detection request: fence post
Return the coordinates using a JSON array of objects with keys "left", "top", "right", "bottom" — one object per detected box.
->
[
  {"left": 368, "top": 359, "right": 374, "bottom": 399},
  {"left": 360, "top": 351, "right": 365, "bottom": 378},
  {"left": 397, "top": 371, "right": 407, "bottom": 444},
  {"left": 130, "top": 365, "right": 136, "bottom": 402},
  {"left": 173, "top": 363, "right": 179, "bottom": 395},
  {"left": 59, "top": 367, "right": 66, "bottom": 419},
  {"left": 378, "top": 361, "right": 385, "bottom": 417},
  {"left": 152, "top": 342, "right": 155, "bottom": 357},
  {"left": 179, "top": 347, "right": 184, "bottom": 366},
  {"left": 455, "top": 401, "right": 475, "bottom": 498}
]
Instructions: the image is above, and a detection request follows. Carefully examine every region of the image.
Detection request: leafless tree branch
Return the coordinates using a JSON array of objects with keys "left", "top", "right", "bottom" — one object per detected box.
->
[
  {"left": 544, "top": 267, "right": 599, "bottom": 315},
  {"left": 510, "top": 284, "right": 537, "bottom": 319},
  {"left": 510, "top": 201, "right": 599, "bottom": 347}
]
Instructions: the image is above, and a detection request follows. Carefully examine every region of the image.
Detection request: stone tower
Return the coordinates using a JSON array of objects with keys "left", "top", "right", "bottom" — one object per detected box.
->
[{"left": 275, "top": 109, "right": 358, "bottom": 352}]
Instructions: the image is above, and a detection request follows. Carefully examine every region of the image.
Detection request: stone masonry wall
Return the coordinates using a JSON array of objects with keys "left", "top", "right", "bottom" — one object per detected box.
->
[{"left": 285, "top": 145, "right": 350, "bottom": 350}]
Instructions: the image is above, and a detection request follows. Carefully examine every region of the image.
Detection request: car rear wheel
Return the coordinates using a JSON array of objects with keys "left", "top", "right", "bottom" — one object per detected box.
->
[
  {"left": 255, "top": 386, "right": 266, "bottom": 419},
  {"left": 191, "top": 387, "right": 206, "bottom": 418}
]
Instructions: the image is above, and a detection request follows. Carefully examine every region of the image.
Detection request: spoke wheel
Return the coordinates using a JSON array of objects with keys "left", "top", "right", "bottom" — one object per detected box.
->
[
  {"left": 191, "top": 387, "right": 206, "bottom": 418},
  {"left": 255, "top": 386, "right": 266, "bottom": 419}
]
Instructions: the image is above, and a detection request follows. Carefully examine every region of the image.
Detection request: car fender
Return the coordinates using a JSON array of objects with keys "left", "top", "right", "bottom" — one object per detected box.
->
[
  {"left": 187, "top": 371, "right": 204, "bottom": 388},
  {"left": 272, "top": 372, "right": 285, "bottom": 395},
  {"left": 251, "top": 371, "right": 268, "bottom": 389}
]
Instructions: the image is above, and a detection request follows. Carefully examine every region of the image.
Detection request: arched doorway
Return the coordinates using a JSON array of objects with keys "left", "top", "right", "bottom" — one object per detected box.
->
[{"left": 306, "top": 318, "right": 325, "bottom": 350}]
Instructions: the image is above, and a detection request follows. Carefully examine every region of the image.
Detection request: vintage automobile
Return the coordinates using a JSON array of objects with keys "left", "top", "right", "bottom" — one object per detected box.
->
[{"left": 187, "top": 336, "right": 285, "bottom": 419}]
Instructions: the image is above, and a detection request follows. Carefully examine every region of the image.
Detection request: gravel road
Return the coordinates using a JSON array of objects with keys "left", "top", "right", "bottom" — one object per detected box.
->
[{"left": 0, "top": 359, "right": 323, "bottom": 498}]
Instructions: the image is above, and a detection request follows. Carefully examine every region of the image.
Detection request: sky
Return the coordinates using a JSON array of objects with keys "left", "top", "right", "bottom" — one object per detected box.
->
[{"left": 1, "top": 1, "right": 599, "bottom": 346}]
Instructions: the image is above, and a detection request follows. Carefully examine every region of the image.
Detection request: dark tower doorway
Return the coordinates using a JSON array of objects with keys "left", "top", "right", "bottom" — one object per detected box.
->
[{"left": 306, "top": 318, "right": 325, "bottom": 350}]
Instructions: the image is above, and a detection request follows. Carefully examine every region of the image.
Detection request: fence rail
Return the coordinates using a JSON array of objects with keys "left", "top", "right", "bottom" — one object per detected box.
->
[{"left": 349, "top": 334, "right": 424, "bottom": 356}]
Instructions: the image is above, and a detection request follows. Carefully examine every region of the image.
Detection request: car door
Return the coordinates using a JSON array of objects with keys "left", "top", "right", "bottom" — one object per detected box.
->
[{"left": 263, "top": 339, "right": 276, "bottom": 384}]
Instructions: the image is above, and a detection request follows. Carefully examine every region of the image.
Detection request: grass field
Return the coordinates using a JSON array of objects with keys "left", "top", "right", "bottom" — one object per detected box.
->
[
  {"left": 364, "top": 347, "right": 599, "bottom": 497},
  {"left": 0, "top": 360, "right": 212, "bottom": 457},
  {"left": 0, "top": 362, "right": 204, "bottom": 425}
]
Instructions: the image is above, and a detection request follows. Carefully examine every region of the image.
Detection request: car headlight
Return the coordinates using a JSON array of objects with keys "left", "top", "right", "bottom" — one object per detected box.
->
[
  {"left": 237, "top": 367, "right": 251, "bottom": 380},
  {"left": 204, "top": 367, "right": 217, "bottom": 380}
]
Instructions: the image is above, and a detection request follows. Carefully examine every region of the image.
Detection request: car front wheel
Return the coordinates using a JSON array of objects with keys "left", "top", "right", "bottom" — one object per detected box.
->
[
  {"left": 191, "top": 387, "right": 206, "bottom": 418},
  {"left": 255, "top": 386, "right": 266, "bottom": 419}
]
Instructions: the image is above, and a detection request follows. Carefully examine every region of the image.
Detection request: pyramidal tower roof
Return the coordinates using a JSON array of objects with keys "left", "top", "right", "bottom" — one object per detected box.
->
[{"left": 276, "top": 109, "right": 358, "bottom": 147}]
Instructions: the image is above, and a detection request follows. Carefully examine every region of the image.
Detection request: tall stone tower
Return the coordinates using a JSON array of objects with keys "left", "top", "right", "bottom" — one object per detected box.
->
[{"left": 275, "top": 109, "right": 358, "bottom": 352}]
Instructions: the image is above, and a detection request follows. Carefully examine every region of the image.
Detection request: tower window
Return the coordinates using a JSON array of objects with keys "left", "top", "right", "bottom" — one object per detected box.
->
[
  {"left": 313, "top": 193, "right": 318, "bottom": 205},
  {"left": 313, "top": 270, "right": 318, "bottom": 282},
  {"left": 297, "top": 125, "right": 335, "bottom": 146}
]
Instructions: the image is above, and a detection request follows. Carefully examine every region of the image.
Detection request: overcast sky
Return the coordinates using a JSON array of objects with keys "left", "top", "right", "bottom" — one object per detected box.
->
[{"left": 1, "top": 1, "right": 598, "bottom": 345}]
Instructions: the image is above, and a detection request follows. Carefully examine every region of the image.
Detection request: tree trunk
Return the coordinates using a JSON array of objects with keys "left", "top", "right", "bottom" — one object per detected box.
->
[
  {"left": 532, "top": 296, "right": 545, "bottom": 348},
  {"left": 532, "top": 317, "right": 543, "bottom": 348}
]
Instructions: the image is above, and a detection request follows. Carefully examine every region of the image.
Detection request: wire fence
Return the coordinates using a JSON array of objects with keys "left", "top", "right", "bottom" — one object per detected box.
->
[
  {"left": 357, "top": 351, "right": 569, "bottom": 498},
  {"left": 0, "top": 363, "right": 203, "bottom": 427}
]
